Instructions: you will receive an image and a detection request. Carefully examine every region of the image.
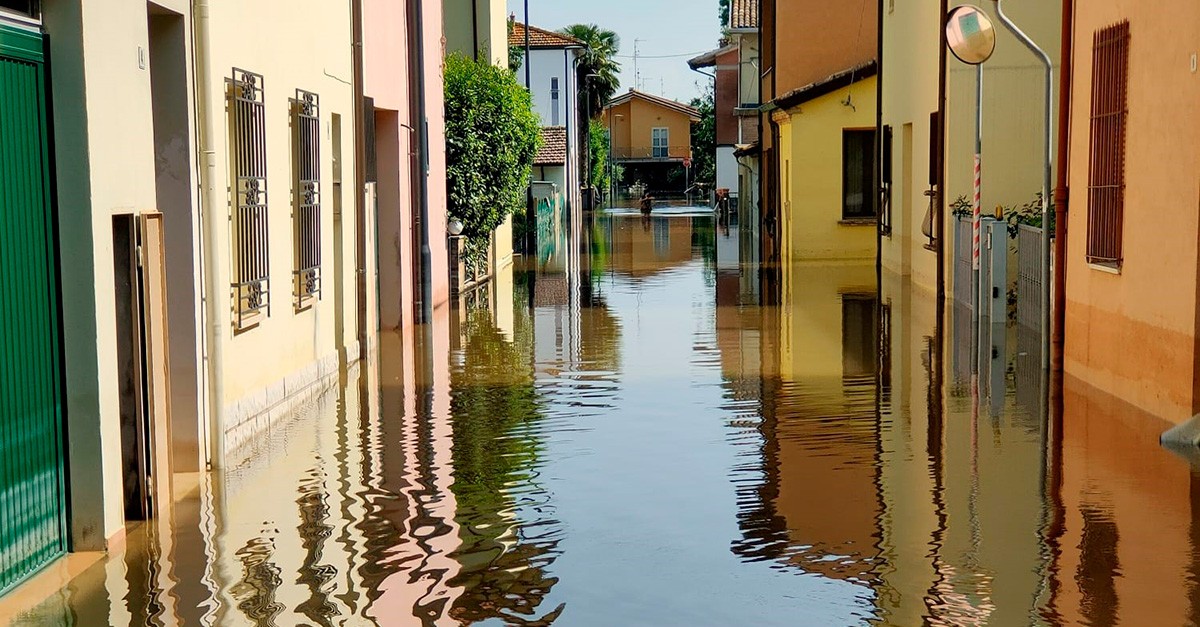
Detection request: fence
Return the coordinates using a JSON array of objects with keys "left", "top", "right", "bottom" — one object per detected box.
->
[
  {"left": 953, "top": 216, "right": 972, "bottom": 306},
  {"left": 1016, "top": 224, "right": 1043, "bottom": 330}
]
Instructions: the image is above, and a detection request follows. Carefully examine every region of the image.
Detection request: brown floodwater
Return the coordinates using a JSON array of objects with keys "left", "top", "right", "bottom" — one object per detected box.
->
[{"left": 7, "top": 206, "right": 1200, "bottom": 626}]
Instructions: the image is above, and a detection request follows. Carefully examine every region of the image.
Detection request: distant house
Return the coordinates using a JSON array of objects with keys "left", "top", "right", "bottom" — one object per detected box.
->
[
  {"left": 689, "top": 0, "right": 761, "bottom": 202},
  {"left": 603, "top": 90, "right": 701, "bottom": 194},
  {"left": 509, "top": 21, "right": 585, "bottom": 214},
  {"left": 532, "top": 126, "right": 567, "bottom": 209}
]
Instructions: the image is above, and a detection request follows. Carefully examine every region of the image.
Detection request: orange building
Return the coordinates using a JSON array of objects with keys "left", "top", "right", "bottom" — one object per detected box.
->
[
  {"left": 604, "top": 89, "right": 700, "bottom": 166},
  {"left": 1061, "top": 0, "right": 1200, "bottom": 430}
]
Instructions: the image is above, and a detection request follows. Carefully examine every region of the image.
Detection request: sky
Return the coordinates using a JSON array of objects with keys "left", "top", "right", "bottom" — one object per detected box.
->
[{"left": 505, "top": 0, "right": 723, "bottom": 104}]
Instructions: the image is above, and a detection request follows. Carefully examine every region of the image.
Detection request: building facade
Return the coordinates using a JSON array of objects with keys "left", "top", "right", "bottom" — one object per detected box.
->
[
  {"left": 1063, "top": 0, "right": 1200, "bottom": 427},
  {"left": 510, "top": 22, "right": 584, "bottom": 217},
  {"left": 366, "top": 0, "right": 451, "bottom": 333},
  {"left": 759, "top": 0, "right": 877, "bottom": 290},
  {"left": 773, "top": 67, "right": 879, "bottom": 265},
  {"left": 0, "top": 0, "right": 446, "bottom": 597},
  {"left": 604, "top": 89, "right": 701, "bottom": 194},
  {"left": 446, "top": 0, "right": 515, "bottom": 285}
]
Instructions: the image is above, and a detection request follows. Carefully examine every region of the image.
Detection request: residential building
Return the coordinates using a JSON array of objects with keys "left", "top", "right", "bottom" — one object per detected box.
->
[
  {"left": 446, "top": 0, "right": 515, "bottom": 291},
  {"left": 191, "top": 0, "right": 368, "bottom": 463},
  {"left": 881, "top": 1, "right": 1060, "bottom": 293},
  {"left": 0, "top": 0, "right": 435, "bottom": 596},
  {"left": 761, "top": 0, "right": 877, "bottom": 267},
  {"left": 365, "top": 0, "right": 451, "bottom": 333},
  {"left": 533, "top": 126, "right": 569, "bottom": 209},
  {"left": 603, "top": 89, "right": 701, "bottom": 193},
  {"left": 443, "top": 0, "right": 508, "bottom": 67},
  {"left": 509, "top": 22, "right": 585, "bottom": 216},
  {"left": 688, "top": 44, "right": 740, "bottom": 196},
  {"left": 772, "top": 63, "right": 878, "bottom": 265},
  {"left": 1063, "top": 1, "right": 1200, "bottom": 428}
]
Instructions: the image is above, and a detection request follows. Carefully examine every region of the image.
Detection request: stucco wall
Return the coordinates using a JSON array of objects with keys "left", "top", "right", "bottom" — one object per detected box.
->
[
  {"left": 365, "top": 0, "right": 451, "bottom": 331},
  {"left": 715, "top": 47, "right": 739, "bottom": 145},
  {"left": 779, "top": 76, "right": 878, "bottom": 263},
  {"left": 944, "top": 2, "right": 1060, "bottom": 223},
  {"left": 608, "top": 94, "right": 694, "bottom": 159},
  {"left": 196, "top": 0, "right": 359, "bottom": 429},
  {"left": 774, "top": 0, "right": 877, "bottom": 95},
  {"left": 736, "top": 32, "right": 759, "bottom": 107},
  {"left": 1063, "top": 0, "right": 1200, "bottom": 423},
  {"left": 43, "top": 0, "right": 180, "bottom": 550},
  {"left": 879, "top": 0, "right": 941, "bottom": 290},
  {"left": 526, "top": 46, "right": 582, "bottom": 215},
  {"left": 443, "top": 0, "right": 507, "bottom": 66}
]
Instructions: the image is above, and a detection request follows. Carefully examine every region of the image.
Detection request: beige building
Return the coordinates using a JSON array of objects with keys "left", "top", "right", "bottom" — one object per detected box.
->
[
  {"left": 193, "top": 0, "right": 366, "bottom": 464},
  {"left": 0, "top": 0, "right": 384, "bottom": 596}
]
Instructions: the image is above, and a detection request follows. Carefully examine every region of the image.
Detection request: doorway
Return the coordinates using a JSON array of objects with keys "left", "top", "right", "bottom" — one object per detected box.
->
[
  {"left": 148, "top": 4, "right": 200, "bottom": 472},
  {"left": 112, "top": 213, "right": 173, "bottom": 522}
]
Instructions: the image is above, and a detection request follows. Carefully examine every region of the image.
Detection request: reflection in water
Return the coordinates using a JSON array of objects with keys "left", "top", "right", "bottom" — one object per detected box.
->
[{"left": 8, "top": 204, "right": 1200, "bottom": 626}]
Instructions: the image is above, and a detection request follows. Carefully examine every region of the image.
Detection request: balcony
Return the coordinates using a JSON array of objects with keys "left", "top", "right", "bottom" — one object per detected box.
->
[{"left": 611, "top": 146, "right": 691, "bottom": 163}]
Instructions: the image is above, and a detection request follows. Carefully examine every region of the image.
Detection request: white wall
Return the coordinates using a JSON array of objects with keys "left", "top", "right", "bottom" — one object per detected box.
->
[
  {"left": 717, "top": 146, "right": 739, "bottom": 194},
  {"left": 524, "top": 46, "right": 582, "bottom": 213}
]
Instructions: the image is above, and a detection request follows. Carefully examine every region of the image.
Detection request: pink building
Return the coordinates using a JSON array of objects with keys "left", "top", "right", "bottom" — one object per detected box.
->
[{"left": 364, "top": 0, "right": 451, "bottom": 332}]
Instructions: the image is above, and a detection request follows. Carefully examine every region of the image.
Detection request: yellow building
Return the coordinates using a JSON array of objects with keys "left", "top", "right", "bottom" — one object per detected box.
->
[
  {"left": 772, "top": 65, "right": 878, "bottom": 265},
  {"left": 605, "top": 89, "right": 700, "bottom": 165}
]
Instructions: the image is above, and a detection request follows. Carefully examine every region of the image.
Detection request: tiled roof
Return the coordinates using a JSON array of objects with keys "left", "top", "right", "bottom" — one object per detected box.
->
[
  {"left": 687, "top": 44, "right": 738, "bottom": 70},
  {"left": 534, "top": 127, "right": 567, "bottom": 166},
  {"left": 509, "top": 22, "right": 585, "bottom": 49},
  {"left": 605, "top": 89, "right": 702, "bottom": 121},
  {"left": 730, "top": 0, "right": 759, "bottom": 30}
]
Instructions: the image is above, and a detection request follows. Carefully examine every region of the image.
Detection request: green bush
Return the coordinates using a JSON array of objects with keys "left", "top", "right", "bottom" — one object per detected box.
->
[{"left": 444, "top": 53, "right": 541, "bottom": 265}]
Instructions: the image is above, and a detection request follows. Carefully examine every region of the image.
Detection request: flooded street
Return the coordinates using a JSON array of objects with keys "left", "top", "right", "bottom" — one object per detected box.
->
[{"left": 8, "top": 207, "right": 1200, "bottom": 626}]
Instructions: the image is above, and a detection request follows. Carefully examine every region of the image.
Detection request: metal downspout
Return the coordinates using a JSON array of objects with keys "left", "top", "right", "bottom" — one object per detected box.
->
[
  {"left": 352, "top": 0, "right": 370, "bottom": 352},
  {"left": 412, "top": 0, "right": 434, "bottom": 326},
  {"left": 992, "top": 0, "right": 1054, "bottom": 377},
  {"left": 1052, "top": 0, "right": 1074, "bottom": 387},
  {"left": 192, "top": 0, "right": 225, "bottom": 469}
]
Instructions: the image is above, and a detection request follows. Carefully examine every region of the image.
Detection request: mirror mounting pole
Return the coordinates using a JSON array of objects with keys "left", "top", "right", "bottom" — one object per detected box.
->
[{"left": 992, "top": 0, "right": 1053, "bottom": 378}]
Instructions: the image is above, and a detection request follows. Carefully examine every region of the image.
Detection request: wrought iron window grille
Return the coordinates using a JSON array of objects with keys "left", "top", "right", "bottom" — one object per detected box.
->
[
  {"left": 291, "top": 88, "right": 322, "bottom": 310},
  {"left": 229, "top": 67, "right": 271, "bottom": 331}
]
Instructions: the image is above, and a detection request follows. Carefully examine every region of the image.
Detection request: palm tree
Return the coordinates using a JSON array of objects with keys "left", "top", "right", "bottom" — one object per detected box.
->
[{"left": 559, "top": 24, "right": 622, "bottom": 117}]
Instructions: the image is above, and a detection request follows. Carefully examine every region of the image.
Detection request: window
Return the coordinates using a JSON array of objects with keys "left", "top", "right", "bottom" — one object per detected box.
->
[
  {"left": 652, "top": 127, "right": 669, "bottom": 158},
  {"left": 229, "top": 68, "right": 270, "bottom": 330},
  {"left": 551, "top": 77, "right": 560, "bottom": 126},
  {"left": 0, "top": 0, "right": 38, "bottom": 18},
  {"left": 291, "top": 89, "right": 321, "bottom": 310},
  {"left": 843, "top": 129, "right": 877, "bottom": 219},
  {"left": 1086, "top": 21, "right": 1129, "bottom": 266}
]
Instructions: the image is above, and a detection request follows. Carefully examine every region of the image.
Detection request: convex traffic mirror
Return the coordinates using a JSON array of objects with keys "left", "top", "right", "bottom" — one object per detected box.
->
[{"left": 946, "top": 5, "right": 996, "bottom": 65}]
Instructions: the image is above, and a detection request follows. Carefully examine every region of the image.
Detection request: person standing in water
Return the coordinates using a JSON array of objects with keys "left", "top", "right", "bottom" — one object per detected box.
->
[{"left": 639, "top": 191, "right": 655, "bottom": 215}]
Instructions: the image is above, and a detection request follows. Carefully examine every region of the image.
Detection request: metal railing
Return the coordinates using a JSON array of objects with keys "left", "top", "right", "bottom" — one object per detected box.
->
[{"left": 611, "top": 146, "right": 691, "bottom": 160}]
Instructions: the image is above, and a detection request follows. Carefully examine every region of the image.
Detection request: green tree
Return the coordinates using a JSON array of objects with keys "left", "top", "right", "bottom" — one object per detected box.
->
[
  {"left": 689, "top": 84, "right": 717, "bottom": 186},
  {"left": 719, "top": 0, "right": 730, "bottom": 28},
  {"left": 559, "top": 24, "right": 622, "bottom": 117},
  {"left": 444, "top": 53, "right": 541, "bottom": 265}
]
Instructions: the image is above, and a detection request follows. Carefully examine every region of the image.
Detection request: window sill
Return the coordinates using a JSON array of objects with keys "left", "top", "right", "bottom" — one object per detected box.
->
[
  {"left": 839, "top": 218, "right": 877, "bottom": 227},
  {"left": 1088, "top": 261, "right": 1122, "bottom": 275}
]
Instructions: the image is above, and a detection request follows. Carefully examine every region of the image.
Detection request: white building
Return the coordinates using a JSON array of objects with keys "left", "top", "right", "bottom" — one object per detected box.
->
[{"left": 510, "top": 22, "right": 585, "bottom": 214}]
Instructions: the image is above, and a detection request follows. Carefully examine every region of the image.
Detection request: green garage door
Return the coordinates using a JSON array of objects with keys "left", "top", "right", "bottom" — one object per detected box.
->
[{"left": 0, "top": 22, "right": 67, "bottom": 594}]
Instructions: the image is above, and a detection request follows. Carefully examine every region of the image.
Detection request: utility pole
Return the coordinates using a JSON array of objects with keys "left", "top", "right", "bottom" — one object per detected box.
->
[{"left": 524, "top": 0, "right": 534, "bottom": 254}]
